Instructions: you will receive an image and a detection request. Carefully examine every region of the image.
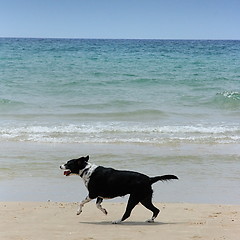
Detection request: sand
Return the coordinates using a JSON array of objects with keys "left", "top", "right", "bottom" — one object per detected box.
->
[{"left": 0, "top": 202, "right": 239, "bottom": 240}]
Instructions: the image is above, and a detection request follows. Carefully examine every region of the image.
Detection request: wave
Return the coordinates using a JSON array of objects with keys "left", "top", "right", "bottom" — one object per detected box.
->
[
  {"left": 1, "top": 123, "right": 239, "bottom": 144},
  {"left": 61, "top": 100, "right": 142, "bottom": 110},
  {"left": 0, "top": 98, "right": 23, "bottom": 106},
  {"left": 217, "top": 91, "right": 240, "bottom": 100},
  {"left": 96, "top": 109, "right": 167, "bottom": 119},
  {"left": 42, "top": 109, "right": 167, "bottom": 119},
  {"left": 213, "top": 91, "right": 240, "bottom": 109}
]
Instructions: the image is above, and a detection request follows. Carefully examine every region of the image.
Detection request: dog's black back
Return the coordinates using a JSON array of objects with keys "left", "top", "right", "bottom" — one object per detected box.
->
[{"left": 88, "top": 166, "right": 152, "bottom": 199}]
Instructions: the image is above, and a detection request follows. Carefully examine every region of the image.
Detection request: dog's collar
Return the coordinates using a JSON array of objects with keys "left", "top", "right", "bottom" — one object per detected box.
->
[{"left": 80, "top": 168, "right": 89, "bottom": 177}]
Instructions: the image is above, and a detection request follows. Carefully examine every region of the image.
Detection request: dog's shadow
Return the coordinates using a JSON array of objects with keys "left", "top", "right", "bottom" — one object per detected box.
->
[{"left": 80, "top": 221, "right": 176, "bottom": 226}]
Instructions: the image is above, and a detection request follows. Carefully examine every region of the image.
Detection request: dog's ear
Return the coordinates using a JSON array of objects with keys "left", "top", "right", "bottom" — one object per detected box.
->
[{"left": 85, "top": 155, "right": 89, "bottom": 162}]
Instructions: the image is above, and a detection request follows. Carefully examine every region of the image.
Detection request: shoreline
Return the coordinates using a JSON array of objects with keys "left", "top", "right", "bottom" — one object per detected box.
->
[
  {"left": 1, "top": 141, "right": 240, "bottom": 204},
  {"left": 1, "top": 202, "right": 239, "bottom": 240}
]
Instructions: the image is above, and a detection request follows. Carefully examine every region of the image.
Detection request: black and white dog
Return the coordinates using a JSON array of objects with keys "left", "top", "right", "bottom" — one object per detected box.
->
[{"left": 60, "top": 155, "right": 178, "bottom": 224}]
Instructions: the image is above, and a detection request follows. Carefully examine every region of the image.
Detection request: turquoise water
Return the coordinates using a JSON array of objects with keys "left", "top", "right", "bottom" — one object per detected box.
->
[
  {"left": 0, "top": 38, "right": 240, "bottom": 203},
  {"left": 1, "top": 38, "right": 240, "bottom": 144}
]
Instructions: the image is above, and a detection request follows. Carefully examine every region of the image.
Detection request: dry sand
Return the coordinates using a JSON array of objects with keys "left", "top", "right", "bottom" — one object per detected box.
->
[{"left": 0, "top": 202, "right": 239, "bottom": 240}]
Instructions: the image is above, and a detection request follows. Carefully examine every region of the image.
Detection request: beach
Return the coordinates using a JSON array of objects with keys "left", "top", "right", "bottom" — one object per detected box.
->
[
  {"left": 1, "top": 39, "right": 240, "bottom": 239},
  {"left": 1, "top": 202, "right": 239, "bottom": 240},
  {"left": 1, "top": 141, "right": 239, "bottom": 240}
]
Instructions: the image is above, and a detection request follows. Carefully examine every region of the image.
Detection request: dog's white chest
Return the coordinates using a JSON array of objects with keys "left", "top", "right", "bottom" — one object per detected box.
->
[{"left": 80, "top": 164, "right": 98, "bottom": 188}]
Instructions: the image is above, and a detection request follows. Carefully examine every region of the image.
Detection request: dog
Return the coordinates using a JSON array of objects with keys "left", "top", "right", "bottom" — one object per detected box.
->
[{"left": 60, "top": 155, "right": 178, "bottom": 224}]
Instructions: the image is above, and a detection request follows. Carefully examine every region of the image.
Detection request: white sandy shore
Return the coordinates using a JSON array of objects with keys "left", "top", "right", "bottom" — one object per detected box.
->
[{"left": 0, "top": 202, "right": 239, "bottom": 240}]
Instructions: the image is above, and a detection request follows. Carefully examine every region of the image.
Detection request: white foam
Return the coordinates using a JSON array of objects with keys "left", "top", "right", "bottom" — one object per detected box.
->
[{"left": 0, "top": 123, "right": 239, "bottom": 144}]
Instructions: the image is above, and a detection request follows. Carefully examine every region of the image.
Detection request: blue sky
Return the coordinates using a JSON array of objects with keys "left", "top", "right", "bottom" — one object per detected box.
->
[{"left": 1, "top": 0, "right": 240, "bottom": 39}]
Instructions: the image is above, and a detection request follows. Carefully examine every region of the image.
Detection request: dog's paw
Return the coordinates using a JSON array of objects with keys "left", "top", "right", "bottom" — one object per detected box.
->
[
  {"left": 112, "top": 219, "right": 122, "bottom": 224},
  {"left": 103, "top": 209, "right": 108, "bottom": 215},
  {"left": 76, "top": 210, "right": 82, "bottom": 215},
  {"left": 146, "top": 219, "right": 155, "bottom": 223}
]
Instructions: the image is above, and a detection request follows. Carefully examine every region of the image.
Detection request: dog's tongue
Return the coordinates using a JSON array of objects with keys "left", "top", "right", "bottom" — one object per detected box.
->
[{"left": 64, "top": 170, "right": 71, "bottom": 176}]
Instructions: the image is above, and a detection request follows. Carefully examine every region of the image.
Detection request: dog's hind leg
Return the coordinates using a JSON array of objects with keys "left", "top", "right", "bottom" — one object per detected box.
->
[
  {"left": 96, "top": 197, "right": 108, "bottom": 215},
  {"left": 77, "top": 196, "right": 92, "bottom": 215},
  {"left": 140, "top": 195, "right": 160, "bottom": 223},
  {"left": 112, "top": 194, "right": 140, "bottom": 224}
]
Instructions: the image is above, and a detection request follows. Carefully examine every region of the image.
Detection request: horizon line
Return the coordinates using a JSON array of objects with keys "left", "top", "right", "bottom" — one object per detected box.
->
[{"left": 0, "top": 36, "right": 240, "bottom": 41}]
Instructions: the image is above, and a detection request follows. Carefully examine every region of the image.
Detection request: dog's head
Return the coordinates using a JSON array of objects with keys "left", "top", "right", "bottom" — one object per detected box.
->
[{"left": 60, "top": 155, "right": 89, "bottom": 176}]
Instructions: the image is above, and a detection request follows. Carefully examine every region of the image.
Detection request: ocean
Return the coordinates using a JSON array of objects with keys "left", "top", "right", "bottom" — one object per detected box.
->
[{"left": 0, "top": 38, "right": 240, "bottom": 204}]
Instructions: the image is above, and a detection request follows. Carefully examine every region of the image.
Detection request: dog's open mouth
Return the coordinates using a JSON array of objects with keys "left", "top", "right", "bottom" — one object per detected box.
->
[{"left": 64, "top": 170, "right": 71, "bottom": 176}]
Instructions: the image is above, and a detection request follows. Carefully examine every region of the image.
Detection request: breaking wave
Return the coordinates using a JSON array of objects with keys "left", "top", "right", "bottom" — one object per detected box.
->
[{"left": 1, "top": 123, "right": 239, "bottom": 144}]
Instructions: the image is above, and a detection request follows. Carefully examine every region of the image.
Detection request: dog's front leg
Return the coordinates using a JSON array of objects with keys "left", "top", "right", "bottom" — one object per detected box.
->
[
  {"left": 96, "top": 197, "right": 108, "bottom": 215},
  {"left": 77, "top": 196, "right": 92, "bottom": 215}
]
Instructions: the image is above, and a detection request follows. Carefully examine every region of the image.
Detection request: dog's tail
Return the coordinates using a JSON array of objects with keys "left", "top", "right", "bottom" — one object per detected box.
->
[{"left": 150, "top": 175, "right": 178, "bottom": 184}]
